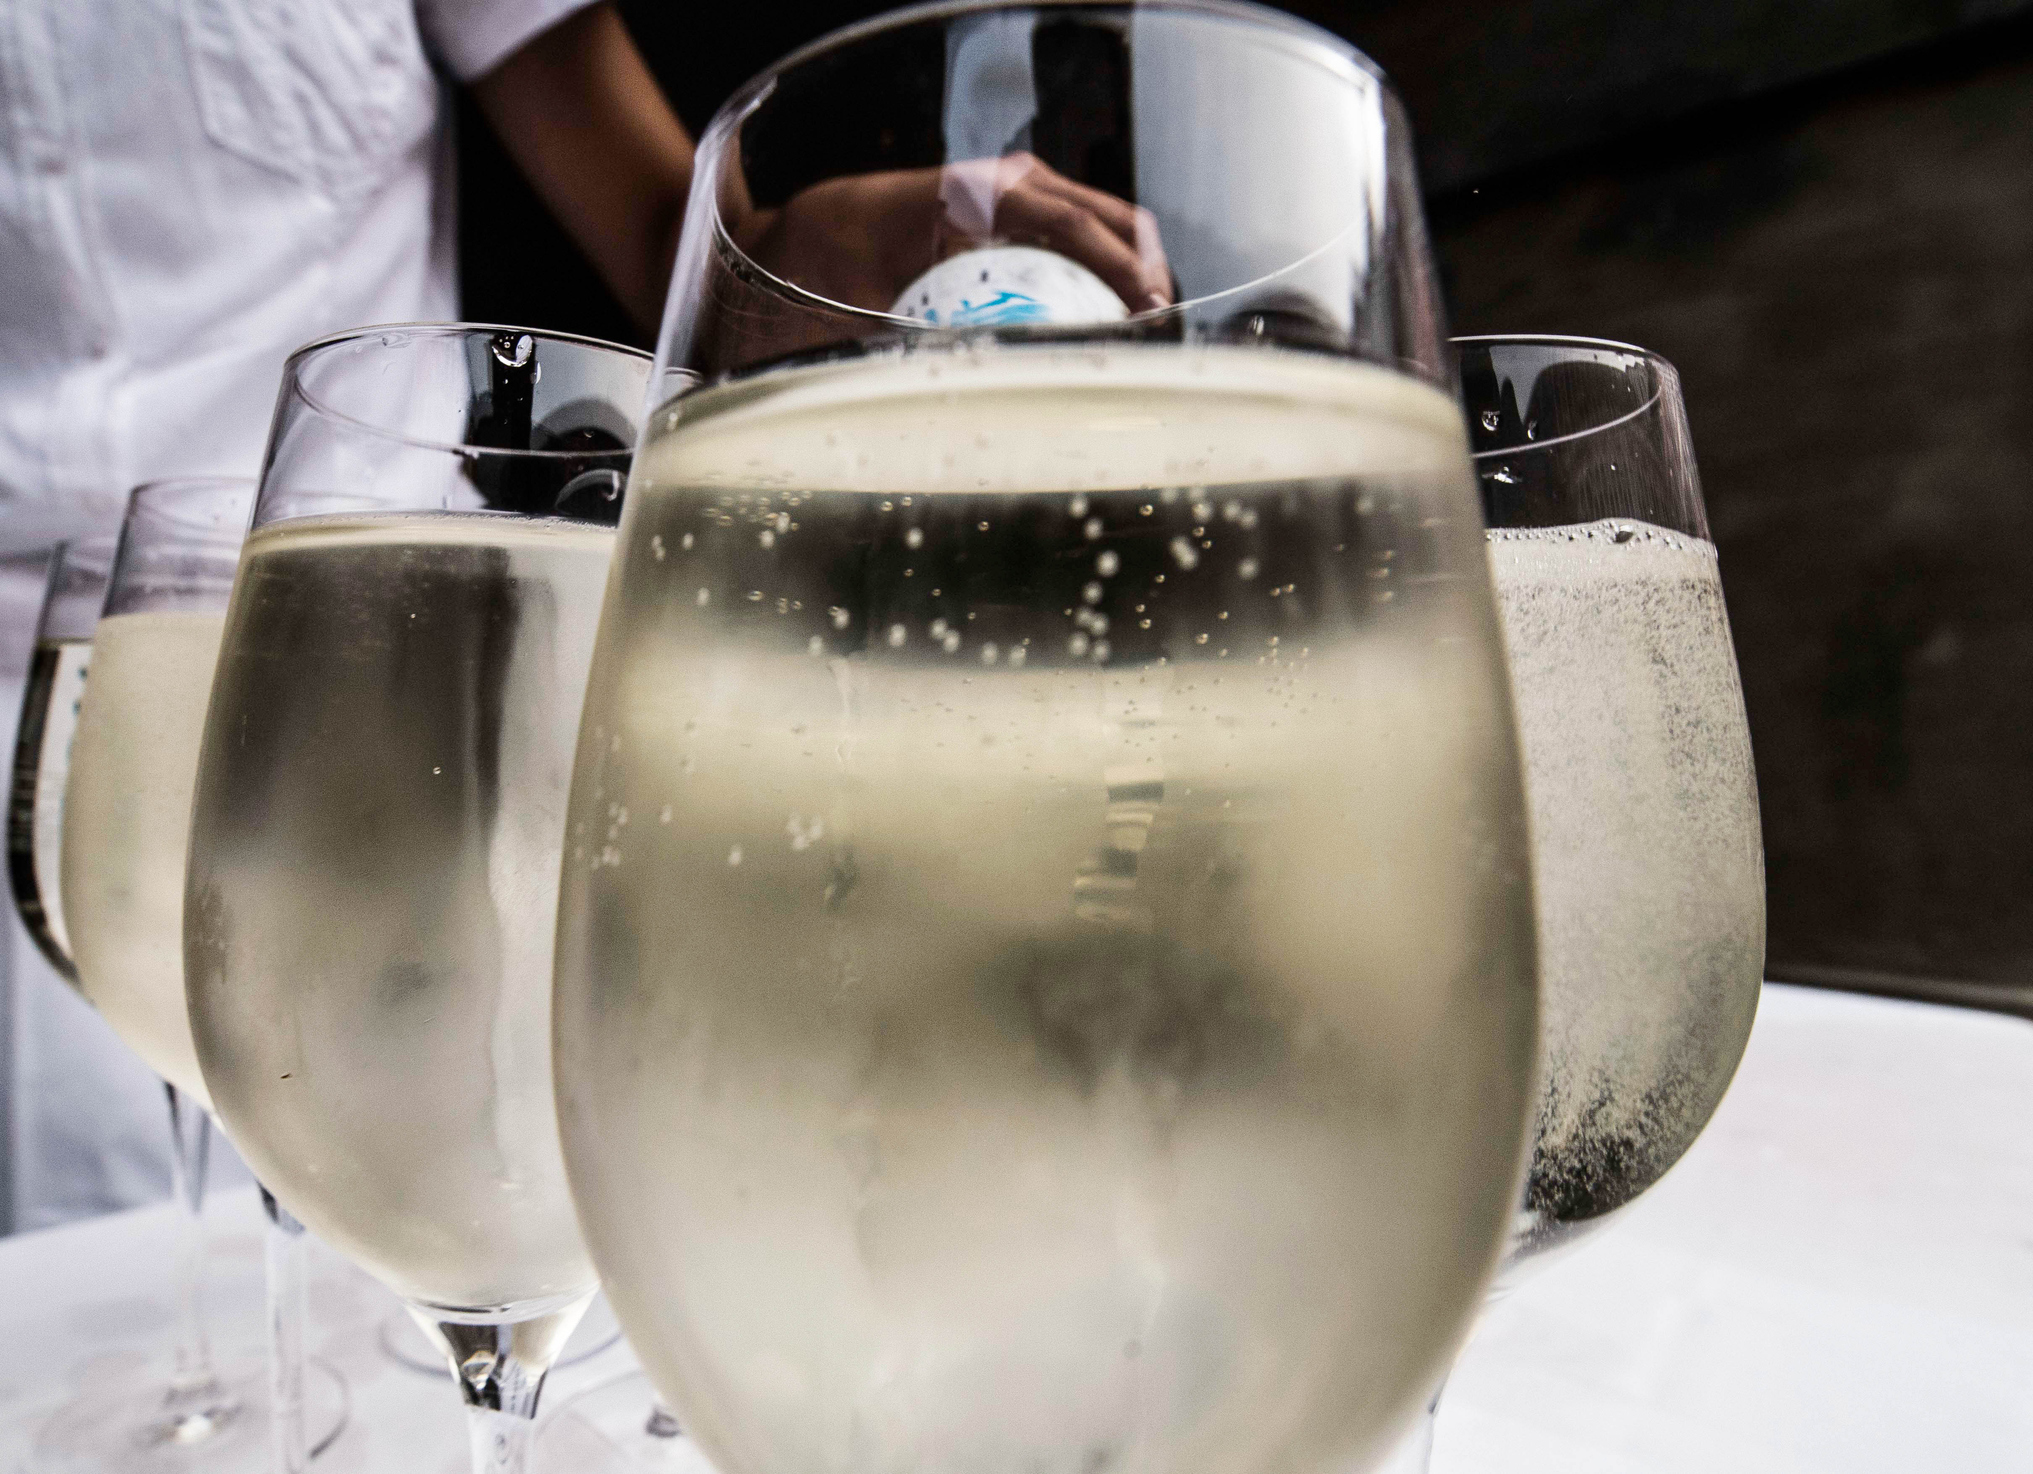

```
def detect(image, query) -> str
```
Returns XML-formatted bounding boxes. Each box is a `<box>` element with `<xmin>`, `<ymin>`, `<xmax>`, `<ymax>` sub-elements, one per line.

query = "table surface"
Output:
<box><xmin>2</xmin><ymin>982</ymin><xmax>2028</xmax><ymax>1474</ymax></box>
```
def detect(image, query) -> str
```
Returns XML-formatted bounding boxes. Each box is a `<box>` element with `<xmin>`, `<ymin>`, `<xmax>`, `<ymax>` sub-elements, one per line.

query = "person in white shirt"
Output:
<box><xmin>0</xmin><ymin>0</ymin><xmax>704</xmax><ymax>1233</ymax></box>
<box><xmin>0</xmin><ymin>0</ymin><xmax>1164</xmax><ymax>1232</ymax></box>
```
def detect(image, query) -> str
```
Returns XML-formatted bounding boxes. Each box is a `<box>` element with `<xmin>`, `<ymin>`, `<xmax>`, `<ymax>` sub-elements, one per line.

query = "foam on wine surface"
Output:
<box><xmin>187</xmin><ymin>512</ymin><xmax>610</xmax><ymax>1313</ymax></box>
<box><xmin>1488</xmin><ymin>518</ymin><xmax>1764</xmax><ymax>1267</ymax></box>
<box><xmin>558</xmin><ymin>345</ymin><xmax>1541</xmax><ymax>1474</ymax></box>
<box><xmin>63</xmin><ymin>612</ymin><xmax>223</xmax><ymax>1105</ymax></box>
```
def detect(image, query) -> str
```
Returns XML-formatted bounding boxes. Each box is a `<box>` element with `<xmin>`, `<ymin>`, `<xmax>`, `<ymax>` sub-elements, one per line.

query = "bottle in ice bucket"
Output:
<box><xmin>890</xmin><ymin>245</ymin><xmax>1129</xmax><ymax>327</ymax></box>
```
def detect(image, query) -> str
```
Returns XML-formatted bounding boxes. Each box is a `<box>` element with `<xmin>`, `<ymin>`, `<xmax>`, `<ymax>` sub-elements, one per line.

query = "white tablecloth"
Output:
<box><xmin>2</xmin><ymin>983</ymin><xmax>2028</xmax><ymax>1472</ymax></box>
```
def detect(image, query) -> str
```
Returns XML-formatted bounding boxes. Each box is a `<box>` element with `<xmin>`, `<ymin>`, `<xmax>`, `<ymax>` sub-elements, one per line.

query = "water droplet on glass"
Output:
<box><xmin>880</xmin><ymin>500</ymin><xmax>894</xmax><ymax>512</ymax></box>
<box><xmin>1082</xmin><ymin>581</ymin><xmax>1104</xmax><ymax>605</ymax></box>
<box><xmin>888</xmin><ymin>623</ymin><xmax>907</xmax><ymax>648</ymax></box>
<box><xmin>1480</xmin><ymin>409</ymin><xmax>1500</xmax><ymax>431</ymax></box>
<box><xmin>696</xmin><ymin>587</ymin><xmax>711</xmax><ymax>607</ymax></box>
<box><xmin>432</xmin><ymin>765</ymin><xmax>442</xmax><ymax>775</ymax></box>
<box><xmin>808</xmin><ymin>635</ymin><xmax>825</xmax><ymax>657</ymax></box>
<box><xmin>727</xmin><ymin>845</ymin><xmax>743</xmax><ymax>866</ymax></box>
<box><xmin>759</xmin><ymin>529</ymin><xmax>775</xmax><ymax>549</ymax></box>
<box><xmin>930</xmin><ymin>618</ymin><xmax>949</xmax><ymax>639</ymax></box>
<box><xmin>1009</xmin><ymin>646</ymin><xmax>1027</xmax><ymax>668</ymax></box>
<box><xmin>981</xmin><ymin>643</ymin><xmax>999</xmax><ymax>665</ymax></box>
<box><xmin>1195</xmin><ymin>632</ymin><xmax>1209</xmax><ymax>645</ymax></box>
<box><xmin>746</xmin><ymin>589</ymin><xmax>764</xmax><ymax>602</ymax></box>
<box><xmin>1084</xmin><ymin>518</ymin><xmax>1103</xmax><ymax>540</ymax></box>
<box><xmin>1069</xmin><ymin>494</ymin><xmax>1089</xmax><ymax>517</ymax></box>
<box><xmin>1068</xmin><ymin>632</ymin><xmax>1091</xmax><ymax>657</ymax></box>
<box><xmin>1238</xmin><ymin>557</ymin><xmax>1259</xmax><ymax>580</ymax></box>
<box><xmin>1490</xmin><ymin>467</ymin><xmax>1518</xmax><ymax>485</ymax></box>
<box><xmin>905</xmin><ymin>527</ymin><xmax>923</xmax><ymax>549</ymax></box>
<box><xmin>651</xmin><ymin>534</ymin><xmax>666</xmax><ymax>561</ymax></box>
<box><xmin>1096</xmin><ymin>551</ymin><xmax>1120</xmax><ymax>577</ymax></box>
<box><xmin>659</xmin><ymin>806</ymin><xmax>672</xmax><ymax>824</ymax></box>
<box><xmin>977</xmin><ymin>520</ymin><xmax>990</xmax><ymax>532</ymax></box>
<box><xmin>1612</xmin><ymin>524</ymin><xmax>1636</xmax><ymax>544</ymax></box>
<box><xmin>1170</xmin><ymin>536</ymin><xmax>1200</xmax><ymax>570</ymax></box>
<box><xmin>941</xmin><ymin>630</ymin><xmax>962</xmax><ymax>654</ymax></box>
<box><xmin>1092</xmin><ymin>639</ymin><xmax>1111</xmax><ymax>661</ymax></box>
<box><xmin>681</xmin><ymin>532</ymin><xmax>694</xmax><ymax>550</ymax></box>
<box><xmin>830</xmin><ymin>606</ymin><xmax>851</xmax><ymax>630</ymax></box>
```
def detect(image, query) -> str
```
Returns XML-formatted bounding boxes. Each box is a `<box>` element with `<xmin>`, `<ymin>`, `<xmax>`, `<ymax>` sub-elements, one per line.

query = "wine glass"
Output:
<box><xmin>553</xmin><ymin>6</ymin><xmax>1539</xmax><ymax>1474</ymax></box>
<box><xmin>46</xmin><ymin>481</ymin><xmax>263</xmax><ymax>1470</ymax></box>
<box><xmin>10</xmin><ymin>536</ymin><xmax>114</xmax><ymax>981</ymax></box>
<box><xmin>1385</xmin><ymin>336</ymin><xmax>1766</xmax><ymax>1470</ymax></box>
<box><xmin>184</xmin><ymin>323</ymin><xmax>650</xmax><ymax>1474</ymax></box>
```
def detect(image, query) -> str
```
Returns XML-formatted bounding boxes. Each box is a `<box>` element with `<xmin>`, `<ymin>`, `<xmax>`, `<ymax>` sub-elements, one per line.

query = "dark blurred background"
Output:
<box><xmin>460</xmin><ymin>0</ymin><xmax>2033</xmax><ymax>1019</ymax></box>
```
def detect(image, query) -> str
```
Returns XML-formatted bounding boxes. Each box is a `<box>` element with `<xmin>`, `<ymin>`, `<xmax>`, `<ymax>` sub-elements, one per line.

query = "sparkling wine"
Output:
<box><xmin>556</xmin><ymin>345</ymin><xmax>1540</xmax><ymax>1474</ymax></box>
<box><xmin>10</xmin><ymin>637</ymin><xmax>91</xmax><ymax>979</ymax></box>
<box><xmin>1488</xmin><ymin>519</ymin><xmax>1764</xmax><ymax>1266</ymax></box>
<box><xmin>186</xmin><ymin>513</ymin><xmax>611</xmax><ymax>1313</ymax></box>
<box><xmin>62</xmin><ymin>611</ymin><xmax>224</xmax><ymax>1105</ymax></box>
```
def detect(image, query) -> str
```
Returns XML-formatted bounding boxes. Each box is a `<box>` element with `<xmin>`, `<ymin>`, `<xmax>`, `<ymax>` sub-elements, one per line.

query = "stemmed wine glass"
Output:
<box><xmin>45</xmin><ymin>480</ymin><xmax>340</xmax><ymax>1473</ymax></box>
<box><xmin>1386</xmin><ymin>336</ymin><xmax>1766</xmax><ymax>1470</ymax></box>
<box><xmin>10</xmin><ymin>536</ymin><xmax>113</xmax><ymax>981</ymax></box>
<box><xmin>184</xmin><ymin>323</ymin><xmax>649</xmax><ymax>1474</ymax></box>
<box><xmin>553</xmin><ymin>6</ymin><xmax>1540</xmax><ymax>1474</ymax></box>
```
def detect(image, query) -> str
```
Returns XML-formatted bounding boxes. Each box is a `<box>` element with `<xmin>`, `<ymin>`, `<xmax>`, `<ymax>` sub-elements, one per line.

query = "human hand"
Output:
<box><xmin>742</xmin><ymin>152</ymin><xmax>1171</xmax><ymax>318</ymax></box>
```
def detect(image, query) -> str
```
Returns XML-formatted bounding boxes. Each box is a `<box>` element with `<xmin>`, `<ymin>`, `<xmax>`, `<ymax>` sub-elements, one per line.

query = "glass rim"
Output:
<box><xmin>694</xmin><ymin>0</ymin><xmax>1389</xmax><ymax>335</ymax></box>
<box><xmin>126</xmin><ymin>475</ymin><xmax>259</xmax><ymax>533</ymax></box>
<box><xmin>280</xmin><ymin>322</ymin><xmax>651</xmax><ymax>462</ymax></box>
<box><xmin>1452</xmin><ymin>334</ymin><xmax>1676</xmax><ymax>461</ymax></box>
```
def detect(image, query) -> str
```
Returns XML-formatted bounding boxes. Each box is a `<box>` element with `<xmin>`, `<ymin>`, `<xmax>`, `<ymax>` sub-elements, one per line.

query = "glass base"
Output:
<box><xmin>535</xmin><ymin>1372</ymin><xmax>708</xmax><ymax>1474</ymax></box>
<box><xmin>33</xmin><ymin>1354</ymin><xmax>348</xmax><ymax>1472</ymax></box>
<box><xmin>378</xmin><ymin>1294</ymin><xmax>622</xmax><ymax>1378</ymax></box>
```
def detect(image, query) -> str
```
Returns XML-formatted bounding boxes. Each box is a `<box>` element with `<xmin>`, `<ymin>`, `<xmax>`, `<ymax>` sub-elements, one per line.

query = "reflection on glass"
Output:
<box><xmin>9</xmin><ymin>537</ymin><xmax>114</xmax><ymax>980</ymax></box>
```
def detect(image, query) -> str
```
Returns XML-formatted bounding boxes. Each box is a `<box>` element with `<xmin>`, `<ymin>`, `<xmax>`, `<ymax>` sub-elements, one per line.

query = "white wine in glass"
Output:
<box><xmin>1490</xmin><ymin>517</ymin><xmax>1763</xmax><ymax>1263</ymax></box>
<box><xmin>65</xmin><ymin>606</ymin><xmax>226</xmax><ymax>1105</ymax></box>
<box><xmin>191</xmin><ymin>512</ymin><xmax>610</xmax><ymax>1310</ymax></box>
<box><xmin>559</xmin><ymin>344</ymin><xmax>1541</xmax><ymax>1474</ymax></box>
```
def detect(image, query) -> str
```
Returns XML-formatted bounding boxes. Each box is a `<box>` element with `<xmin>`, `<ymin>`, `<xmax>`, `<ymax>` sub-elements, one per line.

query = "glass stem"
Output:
<box><xmin>1374</xmin><ymin>1375</ymin><xmax>1445</xmax><ymax>1474</ymax></box>
<box><xmin>263</xmin><ymin>1187</ymin><xmax>309</xmax><ymax>1472</ymax></box>
<box><xmin>164</xmin><ymin>1083</ymin><xmax>218</xmax><ymax>1401</ymax></box>
<box><xmin>419</xmin><ymin>1294</ymin><xmax>593</xmax><ymax>1474</ymax></box>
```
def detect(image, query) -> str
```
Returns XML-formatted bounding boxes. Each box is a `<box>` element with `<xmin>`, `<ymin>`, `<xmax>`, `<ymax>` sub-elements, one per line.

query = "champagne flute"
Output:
<box><xmin>185</xmin><ymin>323</ymin><xmax>649</xmax><ymax>1474</ymax></box>
<box><xmin>553</xmin><ymin>6</ymin><xmax>1540</xmax><ymax>1474</ymax></box>
<box><xmin>10</xmin><ymin>536</ymin><xmax>114</xmax><ymax>981</ymax></box>
<box><xmin>1384</xmin><ymin>336</ymin><xmax>1766</xmax><ymax>1470</ymax></box>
